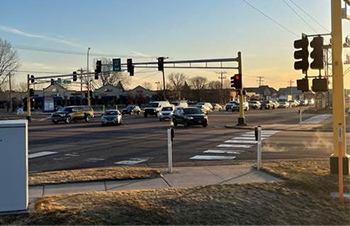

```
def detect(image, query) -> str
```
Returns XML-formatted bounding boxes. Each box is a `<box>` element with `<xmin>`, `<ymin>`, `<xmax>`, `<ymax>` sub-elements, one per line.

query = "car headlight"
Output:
<box><xmin>187</xmin><ymin>116</ymin><xmax>194</xmax><ymax>120</ymax></box>
<box><xmin>59</xmin><ymin>113</ymin><xmax>66</xmax><ymax>117</ymax></box>
<box><xmin>159</xmin><ymin>112</ymin><xmax>163</xmax><ymax>116</ymax></box>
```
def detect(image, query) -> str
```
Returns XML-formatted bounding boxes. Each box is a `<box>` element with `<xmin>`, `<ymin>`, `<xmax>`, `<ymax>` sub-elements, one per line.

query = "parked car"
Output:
<box><xmin>195</xmin><ymin>102</ymin><xmax>212</xmax><ymax>114</ymax></box>
<box><xmin>226</xmin><ymin>101</ymin><xmax>238</xmax><ymax>111</ymax></box>
<box><xmin>232</xmin><ymin>101</ymin><xmax>249</xmax><ymax>111</ymax></box>
<box><xmin>248</xmin><ymin>100</ymin><xmax>261</xmax><ymax>110</ymax></box>
<box><xmin>308</xmin><ymin>99</ymin><xmax>315</xmax><ymax>106</ymax></box>
<box><xmin>300</xmin><ymin>100</ymin><xmax>309</xmax><ymax>106</ymax></box>
<box><xmin>271</xmin><ymin>100</ymin><xmax>280</xmax><ymax>109</ymax></box>
<box><xmin>101</xmin><ymin>110</ymin><xmax>122</xmax><ymax>126</ymax></box>
<box><xmin>288</xmin><ymin>100</ymin><xmax>298</xmax><ymax>107</ymax></box>
<box><xmin>51</xmin><ymin>106</ymin><xmax>94</xmax><ymax>124</ymax></box>
<box><xmin>212</xmin><ymin>103</ymin><xmax>223</xmax><ymax>111</ymax></box>
<box><xmin>261</xmin><ymin>100</ymin><xmax>274</xmax><ymax>110</ymax></box>
<box><xmin>159</xmin><ymin>106</ymin><xmax>175</xmax><ymax>121</ymax></box>
<box><xmin>172</xmin><ymin>100</ymin><xmax>188</xmax><ymax>108</ymax></box>
<box><xmin>122</xmin><ymin>105</ymin><xmax>141</xmax><ymax>115</ymax></box>
<box><xmin>278</xmin><ymin>101</ymin><xmax>290</xmax><ymax>108</ymax></box>
<box><xmin>144</xmin><ymin>101</ymin><xmax>171</xmax><ymax>118</ymax></box>
<box><xmin>172</xmin><ymin>107</ymin><xmax>208</xmax><ymax>127</ymax></box>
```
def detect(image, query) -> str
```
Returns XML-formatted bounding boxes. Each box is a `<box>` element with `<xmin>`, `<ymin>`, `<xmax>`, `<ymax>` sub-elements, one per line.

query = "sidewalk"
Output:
<box><xmin>29</xmin><ymin>164</ymin><xmax>281</xmax><ymax>203</ymax></box>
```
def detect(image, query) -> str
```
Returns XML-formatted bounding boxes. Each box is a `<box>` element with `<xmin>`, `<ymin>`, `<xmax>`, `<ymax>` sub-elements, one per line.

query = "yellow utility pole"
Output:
<box><xmin>87</xmin><ymin>79</ymin><xmax>91</xmax><ymax>107</ymax></box>
<box><xmin>26</xmin><ymin>74</ymin><xmax>31</xmax><ymax>121</ymax></box>
<box><xmin>237</xmin><ymin>52</ymin><xmax>246</xmax><ymax>126</ymax></box>
<box><xmin>330</xmin><ymin>0</ymin><xmax>349</xmax><ymax>174</ymax></box>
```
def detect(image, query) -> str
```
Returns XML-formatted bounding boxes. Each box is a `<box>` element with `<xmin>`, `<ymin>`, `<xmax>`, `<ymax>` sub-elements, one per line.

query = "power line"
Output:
<box><xmin>241</xmin><ymin>0</ymin><xmax>299</xmax><ymax>38</ymax></box>
<box><xmin>289</xmin><ymin>0</ymin><xmax>330</xmax><ymax>32</ymax></box>
<box><xmin>257</xmin><ymin>76</ymin><xmax>264</xmax><ymax>87</ymax></box>
<box><xmin>282</xmin><ymin>0</ymin><xmax>318</xmax><ymax>33</ymax></box>
<box><xmin>13</xmin><ymin>44</ymin><xmax>156</xmax><ymax>59</ymax></box>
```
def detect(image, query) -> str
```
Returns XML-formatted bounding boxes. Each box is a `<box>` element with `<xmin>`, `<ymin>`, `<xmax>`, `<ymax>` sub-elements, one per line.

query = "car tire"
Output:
<box><xmin>119</xmin><ymin>119</ymin><xmax>122</xmax><ymax>125</ymax></box>
<box><xmin>203</xmin><ymin>123</ymin><xmax>208</xmax><ymax>127</ymax></box>
<box><xmin>184</xmin><ymin>122</ymin><xmax>188</xmax><ymax>127</ymax></box>
<box><xmin>85</xmin><ymin>115</ymin><xmax>91</xmax><ymax>122</ymax></box>
<box><xmin>173</xmin><ymin>121</ymin><xmax>177</xmax><ymax>127</ymax></box>
<box><xmin>159</xmin><ymin>118</ymin><xmax>162</xmax><ymax>121</ymax></box>
<box><xmin>65</xmin><ymin>117</ymin><xmax>71</xmax><ymax>124</ymax></box>
<box><xmin>52</xmin><ymin>120</ymin><xmax>58</xmax><ymax>124</ymax></box>
<box><xmin>137</xmin><ymin>112</ymin><xmax>140</xmax><ymax>115</ymax></box>
<box><xmin>144</xmin><ymin>113</ymin><xmax>148</xmax><ymax>118</ymax></box>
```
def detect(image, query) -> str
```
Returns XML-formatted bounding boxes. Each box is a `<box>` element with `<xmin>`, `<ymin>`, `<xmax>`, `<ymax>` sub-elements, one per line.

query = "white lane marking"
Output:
<box><xmin>29</xmin><ymin>151</ymin><xmax>57</xmax><ymax>159</ymax></box>
<box><xmin>190</xmin><ymin>155</ymin><xmax>236</xmax><ymax>160</ymax></box>
<box><xmin>217</xmin><ymin>144</ymin><xmax>252</xmax><ymax>148</ymax></box>
<box><xmin>204</xmin><ymin>150</ymin><xmax>243</xmax><ymax>154</ymax></box>
<box><xmin>302</xmin><ymin>114</ymin><xmax>331</xmax><ymax>124</ymax></box>
<box><xmin>114</xmin><ymin>157</ymin><xmax>149</xmax><ymax>165</ymax></box>
<box><xmin>225</xmin><ymin>140</ymin><xmax>258</xmax><ymax>144</ymax></box>
<box><xmin>64</xmin><ymin>153</ymin><xmax>80</xmax><ymax>157</ymax></box>
<box><xmin>233</xmin><ymin>137</ymin><xmax>265</xmax><ymax>140</ymax></box>
<box><xmin>246</xmin><ymin>130</ymin><xmax>279</xmax><ymax>135</ymax></box>
<box><xmin>84</xmin><ymin>158</ymin><xmax>105</xmax><ymax>163</ymax></box>
<box><xmin>240</xmin><ymin>134</ymin><xmax>270</xmax><ymax>138</ymax></box>
<box><xmin>53</xmin><ymin>157</ymin><xmax>71</xmax><ymax>161</ymax></box>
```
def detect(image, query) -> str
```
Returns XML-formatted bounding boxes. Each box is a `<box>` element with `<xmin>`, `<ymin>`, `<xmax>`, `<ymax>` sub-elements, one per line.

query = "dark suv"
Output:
<box><xmin>51</xmin><ymin>106</ymin><xmax>94</xmax><ymax>124</ymax></box>
<box><xmin>172</xmin><ymin>107</ymin><xmax>208</xmax><ymax>127</ymax></box>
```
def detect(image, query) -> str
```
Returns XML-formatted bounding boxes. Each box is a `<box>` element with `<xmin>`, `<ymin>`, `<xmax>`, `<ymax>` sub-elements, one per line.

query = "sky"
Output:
<box><xmin>0</xmin><ymin>0</ymin><xmax>349</xmax><ymax>90</ymax></box>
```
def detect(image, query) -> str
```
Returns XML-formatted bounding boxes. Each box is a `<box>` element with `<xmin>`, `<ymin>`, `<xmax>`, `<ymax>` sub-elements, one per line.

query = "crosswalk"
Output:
<box><xmin>190</xmin><ymin>130</ymin><xmax>279</xmax><ymax>161</ymax></box>
<box><xmin>302</xmin><ymin>114</ymin><xmax>331</xmax><ymax>124</ymax></box>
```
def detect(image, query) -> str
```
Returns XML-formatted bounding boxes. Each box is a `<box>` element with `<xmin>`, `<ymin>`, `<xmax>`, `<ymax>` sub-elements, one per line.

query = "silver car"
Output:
<box><xmin>101</xmin><ymin>110</ymin><xmax>122</xmax><ymax>126</ymax></box>
<box><xmin>159</xmin><ymin>106</ymin><xmax>175</xmax><ymax>121</ymax></box>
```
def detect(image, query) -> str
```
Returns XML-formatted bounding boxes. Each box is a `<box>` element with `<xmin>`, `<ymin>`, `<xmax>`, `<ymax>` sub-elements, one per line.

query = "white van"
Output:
<box><xmin>172</xmin><ymin>100</ymin><xmax>188</xmax><ymax>108</ymax></box>
<box><xmin>144</xmin><ymin>101</ymin><xmax>171</xmax><ymax>118</ymax></box>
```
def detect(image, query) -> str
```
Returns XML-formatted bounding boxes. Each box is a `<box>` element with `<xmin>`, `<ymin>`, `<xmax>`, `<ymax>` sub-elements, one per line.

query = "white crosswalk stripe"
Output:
<box><xmin>29</xmin><ymin>151</ymin><xmax>57</xmax><ymax>159</ymax></box>
<box><xmin>190</xmin><ymin>130</ymin><xmax>280</xmax><ymax>161</ymax></box>
<box><xmin>302</xmin><ymin>114</ymin><xmax>331</xmax><ymax>124</ymax></box>
<box><xmin>115</xmin><ymin>157</ymin><xmax>150</xmax><ymax>165</ymax></box>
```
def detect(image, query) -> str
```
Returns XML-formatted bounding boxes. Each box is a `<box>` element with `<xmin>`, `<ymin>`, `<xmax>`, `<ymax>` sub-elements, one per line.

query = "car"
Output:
<box><xmin>195</xmin><ymin>102</ymin><xmax>213</xmax><ymax>110</ymax></box>
<box><xmin>300</xmin><ymin>100</ymin><xmax>308</xmax><ymax>106</ymax></box>
<box><xmin>195</xmin><ymin>103</ymin><xmax>211</xmax><ymax>114</ymax></box>
<box><xmin>278</xmin><ymin>101</ymin><xmax>290</xmax><ymax>108</ymax></box>
<box><xmin>101</xmin><ymin>110</ymin><xmax>122</xmax><ymax>126</ymax></box>
<box><xmin>225</xmin><ymin>101</ymin><xmax>239</xmax><ymax>111</ymax></box>
<box><xmin>122</xmin><ymin>105</ymin><xmax>141</xmax><ymax>115</ymax></box>
<box><xmin>232</xmin><ymin>101</ymin><xmax>249</xmax><ymax>111</ymax></box>
<box><xmin>308</xmin><ymin>99</ymin><xmax>315</xmax><ymax>106</ymax></box>
<box><xmin>144</xmin><ymin>101</ymin><xmax>171</xmax><ymax>118</ymax></box>
<box><xmin>248</xmin><ymin>100</ymin><xmax>261</xmax><ymax>110</ymax></box>
<box><xmin>212</xmin><ymin>103</ymin><xmax>223</xmax><ymax>111</ymax></box>
<box><xmin>51</xmin><ymin>106</ymin><xmax>94</xmax><ymax>124</ymax></box>
<box><xmin>172</xmin><ymin>100</ymin><xmax>188</xmax><ymax>108</ymax></box>
<box><xmin>288</xmin><ymin>100</ymin><xmax>298</xmax><ymax>107</ymax></box>
<box><xmin>159</xmin><ymin>106</ymin><xmax>175</xmax><ymax>121</ymax></box>
<box><xmin>261</xmin><ymin>100</ymin><xmax>274</xmax><ymax>110</ymax></box>
<box><xmin>271</xmin><ymin>100</ymin><xmax>279</xmax><ymax>109</ymax></box>
<box><xmin>172</xmin><ymin>107</ymin><xmax>208</xmax><ymax>127</ymax></box>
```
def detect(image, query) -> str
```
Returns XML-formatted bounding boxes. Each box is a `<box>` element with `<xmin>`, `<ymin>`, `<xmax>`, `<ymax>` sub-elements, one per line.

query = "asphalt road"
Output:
<box><xmin>18</xmin><ymin>107</ymin><xmax>348</xmax><ymax>172</ymax></box>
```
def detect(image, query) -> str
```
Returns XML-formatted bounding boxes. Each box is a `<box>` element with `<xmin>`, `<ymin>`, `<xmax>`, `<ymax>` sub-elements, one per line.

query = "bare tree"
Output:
<box><xmin>208</xmin><ymin>81</ymin><xmax>221</xmax><ymax>90</ymax></box>
<box><xmin>142</xmin><ymin>82</ymin><xmax>153</xmax><ymax>90</ymax></box>
<box><xmin>189</xmin><ymin>76</ymin><xmax>208</xmax><ymax>90</ymax></box>
<box><xmin>0</xmin><ymin>39</ymin><xmax>20</xmax><ymax>90</ymax></box>
<box><xmin>14</xmin><ymin>82</ymin><xmax>27</xmax><ymax>92</ymax></box>
<box><xmin>167</xmin><ymin>73</ymin><xmax>187</xmax><ymax>100</ymax></box>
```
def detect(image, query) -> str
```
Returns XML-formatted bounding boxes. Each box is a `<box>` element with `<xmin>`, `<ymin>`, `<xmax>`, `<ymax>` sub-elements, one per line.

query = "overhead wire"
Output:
<box><xmin>282</xmin><ymin>0</ymin><xmax>318</xmax><ymax>33</ymax></box>
<box><xmin>289</xmin><ymin>0</ymin><xmax>330</xmax><ymax>33</ymax></box>
<box><xmin>241</xmin><ymin>0</ymin><xmax>299</xmax><ymax>38</ymax></box>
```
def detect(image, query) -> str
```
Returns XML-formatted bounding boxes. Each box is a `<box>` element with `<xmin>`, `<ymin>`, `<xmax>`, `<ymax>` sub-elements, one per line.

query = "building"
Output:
<box><xmin>94</xmin><ymin>82</ymin><xmax>126</xmax><ymax>106</ymax></box>
<box><xmin>245</xmin><ymin>86</ymin><xmax>278</xmax><ymax>100</ymax></box>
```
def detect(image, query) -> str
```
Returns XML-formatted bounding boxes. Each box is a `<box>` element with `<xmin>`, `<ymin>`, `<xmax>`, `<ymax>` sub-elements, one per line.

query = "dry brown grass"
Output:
<box><xmin>1</xmin><ymin>160</ymin><xmax>349</xmax><ymax>225</ymax></box>
<box><xmin>29</xmin><ymin>166</ymin><xmax>161</xmax><ymax>185</ymax></box>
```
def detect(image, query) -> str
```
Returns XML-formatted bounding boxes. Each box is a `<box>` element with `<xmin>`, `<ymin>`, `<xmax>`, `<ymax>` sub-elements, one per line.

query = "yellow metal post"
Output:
<box><xmin>87</xmin><ymin>79</ymin><xmax>91</xmax><ymax>107</ymax></box>
<box><xmin>26</xmin><ymin>74</ymin><xmax>31</xmax><ymax>121</ymax></box>
<box><xmin>237</xmin><ymin>52</ymin><xmax>246</xmax><ymax>126</ymax></box>
<box><xmin>330</xmin><ymin>0</ymin><xmax>349</xmax><ymax>174</ymax></box>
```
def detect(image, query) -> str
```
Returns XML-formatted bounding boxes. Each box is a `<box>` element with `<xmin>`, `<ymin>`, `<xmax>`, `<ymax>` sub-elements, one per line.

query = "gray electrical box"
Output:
<box><xmin>0</xmin><ymin>120</ymin><xmax>28</xmax><ymax>212</ymax></box>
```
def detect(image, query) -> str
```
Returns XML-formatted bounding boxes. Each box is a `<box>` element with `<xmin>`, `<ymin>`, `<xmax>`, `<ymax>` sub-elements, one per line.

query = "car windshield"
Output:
<box><xmin>105</xmin><ymin>111</ymin><xmax>117</xmax><ymax>115</ymax></box>
<box><xmin>162</xmin><ymin>107</ymin><xmax>173</xmax><ymax>111</ymax></box>
<box><xmin>146</xmin><ymin>103</ymin><xmax>159</xmax><ymax>107</ymax></box>
<box><xmin>183</xmin><ymin>108</ymin><xmax>202</xmax><ymax>114</ymax></box>
<box><xmin>59</xmin><ymin>107</ymin><xmax>72</xmax><ymax>112</ymax></box>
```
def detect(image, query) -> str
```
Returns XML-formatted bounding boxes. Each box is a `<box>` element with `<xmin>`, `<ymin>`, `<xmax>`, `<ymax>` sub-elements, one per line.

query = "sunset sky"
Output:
<box><xmin>0</xmin><ymin>0</ymin><xmax>349</xmax><ymax>90</ymax></box>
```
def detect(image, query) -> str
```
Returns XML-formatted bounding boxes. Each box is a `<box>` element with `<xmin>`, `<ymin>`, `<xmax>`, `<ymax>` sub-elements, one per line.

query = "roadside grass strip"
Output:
<box><xmin>190</xmin><ymin>155</ymin><xmax>236</xmax><ymax>160</ymax></box>
<box><xmin>114</xmin><ymin>157</ymin><xmax>150</xmax><ymax>165</ymax></box>
<box><xmin>29</xmin><ymin>151</ymin><xmax>57</xmax><ymax>159</ymax></box>
<box><xmin>302</xmin><ymin>114</ymin><xmax>331</xmax><ymax>124</ymax></box>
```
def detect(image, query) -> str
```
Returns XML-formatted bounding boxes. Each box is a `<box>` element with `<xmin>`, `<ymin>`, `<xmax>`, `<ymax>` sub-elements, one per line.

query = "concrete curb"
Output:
<box><xmin>225</xmin><ymin>124</ymin><xmax>331</xmax><ymax>132</ymax></box>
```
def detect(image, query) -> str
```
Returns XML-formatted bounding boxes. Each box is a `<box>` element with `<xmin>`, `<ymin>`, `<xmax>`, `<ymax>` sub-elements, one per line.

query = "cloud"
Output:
<box><xmin>131</xmin><ymin>50</ymin><xmax>153</xmax><ymax>58</ymax></box>
<box><xmin>0</xmin><ymin>25</ymin><xmax>82</xmax><ymax>48</ymax></box>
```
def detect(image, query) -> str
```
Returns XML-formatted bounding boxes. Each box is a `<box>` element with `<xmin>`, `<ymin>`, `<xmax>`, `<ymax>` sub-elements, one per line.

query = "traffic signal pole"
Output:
<box><xmin>237</xmin><ymin>52</ymin><xmax>246</xmax><ymax>126</ymax></box>
<box><xmin>26</xmin><ymin>74</ymin><xmax>31</xmax><ymax>121</ymax></box>
<box><xmin>330</xmin><ymin>0</ymin><xmax>349</xmax><ymax>175</ymax></box>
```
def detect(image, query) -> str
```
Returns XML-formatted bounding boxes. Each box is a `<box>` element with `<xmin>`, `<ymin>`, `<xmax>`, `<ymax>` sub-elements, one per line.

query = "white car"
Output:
<box><xmin>101</xmin><ymin>110</ymin><xmax>122</xmax><ymax>126</ymax></box>
<box><xmin>195</xmin><ymin>102</ymin><xmax>213</xmax><ymax>111</ymax></box>
<box><xmin>159</xmin><ymin>106</ymin><xmax>175</xmax><ymax>121</ymax></box>
<box><xmin>232</xmin><ymin>102</ymin><xmax>249</xmax><ymax>111</ymax></box>
<box><xmin>195</xmin><ymin>104</ymin><xmax>211</xmax><ymax>114</ymax></box>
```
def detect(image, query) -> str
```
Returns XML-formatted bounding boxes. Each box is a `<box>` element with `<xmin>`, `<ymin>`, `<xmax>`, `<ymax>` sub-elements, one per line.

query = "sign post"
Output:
<box><xmin>167</xmin><ymin>128</ymin><xmax>174</xmax><ymax>173</ymax></box>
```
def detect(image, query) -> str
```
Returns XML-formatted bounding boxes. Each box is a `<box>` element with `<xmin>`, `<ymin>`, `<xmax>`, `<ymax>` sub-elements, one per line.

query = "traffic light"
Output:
<box><xmin>235</xmin><ymin>90</ymin><xmax>241</xmax><ymax>96</ymax></box>
<box><xmin>73</xmin><ymin>71</ymin><xmax>77</xmax><ymax>82</ymax></box>
<box><xmin>50</xmin><ymin>79</ymin><xmax>54</xmax><ymax>85</ymax></box>
<box><xmin>29</xmin><ymin>88</ymin><xmax>34</xmax><ymax>97</ymax></box>
<box><xmin>127</xmin><ymin>59</ymin><xmax>134</xmax><ymax>76</ymax></box>
<box><xmin>310</xmin><ymin>37</ymin><xmax>324</xmax><ymax>70</ymax></box>
<box><xmin>294</xmin><ymin>36</ymin><xmax>309</xmax><ymax>72</ymax></box>
<box><xmin>312</xmin><ymin>78</ymin><xmax>328</xmax><ymax>92</ymax></box>
<box><xmin>96</xmin><ymin>60</ymin><xmax>102</xmax><ymax>73</ymax></box>
<box><xmin>30</xmin><ymin>75</ymin><xmax>35</xmax><ymax>84</ymax></box>
<box><xmin>230</xmin><ymin>74</ymin><xmax>242</xmax><ymax>89</ymax></box>
<box><xmin>94</xmin><ymin>69</ymin><xmax>99</xmax><ymax>80</ymax></box>
<box><xmin>158</xmin><ymin>57</ymin><xmax>164</xmax><ymax>71</ymax></box>
<box><xmin>297</xmin><ymin>78</ymin><xmax>309</xmax><ymax>92</ymax></box>
<box><xmin>112</xmin><ymin>58</ymin><xmax>121</xmax><ymax>72</ymax></box>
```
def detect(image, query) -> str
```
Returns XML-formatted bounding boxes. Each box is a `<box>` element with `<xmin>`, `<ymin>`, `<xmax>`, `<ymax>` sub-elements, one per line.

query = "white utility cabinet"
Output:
<box><xmin>0</xmin><ymin>120</ymin><xmax>28</xmax><ymax>212</ymax></box>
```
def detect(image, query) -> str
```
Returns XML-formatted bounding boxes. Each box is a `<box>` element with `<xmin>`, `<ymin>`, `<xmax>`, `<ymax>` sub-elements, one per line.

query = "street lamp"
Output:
<box><xmin>87</xmin><ymin>47</ymin><xmax>91</xmax><ymax>106</ymax></box>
